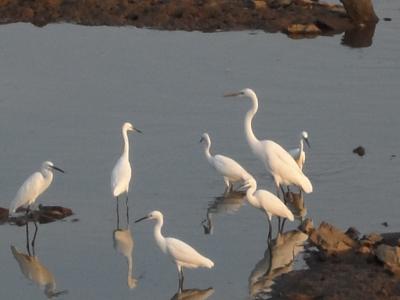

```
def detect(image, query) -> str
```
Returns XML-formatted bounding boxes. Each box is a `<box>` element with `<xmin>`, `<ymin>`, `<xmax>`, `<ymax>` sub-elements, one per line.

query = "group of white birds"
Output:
<box><xmin>7</xmin><ymin>88</ymin><xmax>312</xmax><ymax>291</ymax></box>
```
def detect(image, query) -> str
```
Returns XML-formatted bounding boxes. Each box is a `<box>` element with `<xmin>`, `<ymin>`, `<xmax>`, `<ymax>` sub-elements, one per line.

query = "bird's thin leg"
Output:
<box><xmin>115</xmin><ymin>197</ymin><xmax>120</xmax><ymax>229</ymax></box>
<box><xmin>180</xmin><ymin>268</ymin><xmax>184</xmax><ymax>291</ymax></box>
<box><xmin>280</xmin><ymin>185</ymin><xmax>287</xmax><ymax>204</ymax></box>
<box><xmin>267</xmin><ymin>217</ymin><xmax>272</xmax><ymax>242</ymax></box>
<box><xmin>223</xmin><ymin>178</ymin><xmax>230</xmax><ymax>195</ymax></box>
<box><xmin>177</xmin><ymin>265</ymin><xmax>183</xmax><ymax>293</ymax></box>
<box><xmin>25</xmin><ymin>222</ymin><xmax>31</xmax><ymax>256</ymax></box>
<box><xmin>280</xmin><ymin>218</ymin><xmax>287</xmax><ymax>233</ymax></box>
<box><xmin>32</xmin><ymin>219</ymin><xmax>38</xmax><ymax>252</ymax></box>
<box><xmin>125</xmin><ymin>194</ymin><xmax>129</xmax><ymax>225</ymax></box>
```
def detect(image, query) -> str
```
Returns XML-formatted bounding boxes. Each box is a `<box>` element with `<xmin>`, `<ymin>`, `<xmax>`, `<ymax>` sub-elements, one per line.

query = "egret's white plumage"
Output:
<box><xmin>113</xmin><ymin>228</ymin><xmax>137</xmax><ymax>289</ymax></box>
<box><xmin>243</xmin><ymin>176</ymin><xmax>294</xmax><ymax>239</ymax></box>
<box><xmin>111</xmin><ymin>122</ymin><xmax>141</xmax><ymax>199</ymax></box>
<box><xmin>200</xmin><ymin>133</ymin><xmax>250</xmax><ymax>191</ymax></box>
<box><xmin>135</xmin><ymin>210</ymin><xmax>214</xmax><ymax>289</ymax></box>
<box><xmin>288</xmin><ymin>131</ymin><xmax>310</xmax><ymax>170</ymax></box>
<box><xmin>9</xmin><ymin>161</ymin><xmax>64</xmax><ymax>214</ymax></box>
<box><xmin>224</xmin><ymin>89</ymin><xmax>312</xmax><ymax>195</ymax></box>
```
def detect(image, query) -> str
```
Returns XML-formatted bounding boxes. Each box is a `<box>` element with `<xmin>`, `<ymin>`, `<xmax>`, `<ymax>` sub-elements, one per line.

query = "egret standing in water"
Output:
<box><xmin>224</xmin><ymin>89</ymin><xmax>312</xmax><ymax>199</ymax></box>
<box><xmin>243</xmin><ymin>176</ymin><xmax>294</xmax><ymax>241</ymax></box>
<box><xmin>135</xmin><ymin>210</ymin><xmax>214</xmax><ymax>291</ymax></box>
<box><xmin>288</xmin><ymin>131</ymin><xmax>310</xmax><ymax>170</ymax></box>
<box><xmin>200</xmin><ymin>132</ymin><xmax>251</xmax><ymax>193</ymax></box>
<box><xmin>111</xmin><ymin>122</ymin><xmax>142</xmax><ymax>218</ymax></box>
<box><xmin>9</xmin><ymin>161</ymin><xmax>65</xmax><ymax>215</ymax></box>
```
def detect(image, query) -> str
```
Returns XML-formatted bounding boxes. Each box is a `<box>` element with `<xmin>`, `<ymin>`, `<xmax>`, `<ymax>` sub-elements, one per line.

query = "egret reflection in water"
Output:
<box><xmin>11</xmin><ymin>245</ymin><xmax>67</xmax><ymax>298</ymax></box>
<box><xmin>249</xmin><ymin>229</ymin><xmax>308</xmax><ymax>298</ymax></box>
<box><xmin>113</xmin><ymin>199</ymin><xmax>137</xmax><ymax>289</ymax></box>
<box><xmin>201</xmin><ymin>191</ymin><xmax>246</xmax><ymax>235</ymax></box>
<box><xmin>170</xmin><ymin>287</ymin><xmax>214</xmax><ymax>300</ymax></box>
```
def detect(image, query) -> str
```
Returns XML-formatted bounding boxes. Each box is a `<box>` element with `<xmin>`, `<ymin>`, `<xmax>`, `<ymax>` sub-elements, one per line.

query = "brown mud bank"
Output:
<box><xmin>268</xmin><ymin>221</ymin><xmax>400</xmax><ymax>300</ymax></box>
<box><xmin>0</xmin><ymin>205</ymin><xmax>73</xmax><ymax>225</ymax></box>
<box><xmin>0</xmin><ymin>0</ymin><xmax>378</xmax><ymax>37</ymax></box>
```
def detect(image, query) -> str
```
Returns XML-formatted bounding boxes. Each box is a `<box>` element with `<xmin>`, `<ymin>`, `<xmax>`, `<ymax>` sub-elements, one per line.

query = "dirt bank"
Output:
<box><xmin>0</xmin><ymin>0</ymin><xmax>372</xmax><ymax>37</ymax></box>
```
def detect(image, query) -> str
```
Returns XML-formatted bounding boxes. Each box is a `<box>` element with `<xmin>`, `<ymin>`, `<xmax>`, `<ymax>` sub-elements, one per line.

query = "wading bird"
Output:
<box><xmin>200</xmin><ymin>133</ymin><xmax>251</xmax><ymax>193</ymax></box>
<box><xmin>9</xmin><ymin>161</ymin><xmax>64</xmax><ymax>215</ymax></box>
<box><xmin>243</xmin><ymin>176</ymin><xmax>294</xmax><ymax>241</ymax></box>
<box><xmin>111</xmin><ymin>122</ymin><xmax>142</xmax><ymax>212</ymax></box>
<box><xmin>288</xmin><ymin>131</ymin><xmax>310</xmax><ymax>170</ymax></box>
<box><xmin>224</xmin><ymin>89</ymin><xmax>312</xmax><ymax>199</ymax></box>
<box><xmin>135</xmin><ymin>210</ymin><xmax>214</xmax><ymax>291</ymax></box>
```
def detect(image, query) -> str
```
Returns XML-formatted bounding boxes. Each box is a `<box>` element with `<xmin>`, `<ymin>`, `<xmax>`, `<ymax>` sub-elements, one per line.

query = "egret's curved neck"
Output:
<box><xmin>245</xmin><ymin>184</ymin><xmax>258</xmax><ymax>207</ymax></box>
<box><xmin>203</xmin><ymin>138</ymin><xmax>213</xmax><ymax>162</ymax></box>
<box><xmin>41</xmin><ymin>169</ymin><xmax>53</xmax><ymax>181</ymax></box>
<box><xmin>154</xmin><ymin>217</ymin><xmax>167</xmax><ymax>253</ymax></box>
<box><xmin>122</xmin><ymin>128</ymin><xmax>130</xmax><ymax>159</ymax></box>
<box><xmin>245</xmin><ymin>94</ymin><xmax>260</xmax><ymax>148</ymax></box>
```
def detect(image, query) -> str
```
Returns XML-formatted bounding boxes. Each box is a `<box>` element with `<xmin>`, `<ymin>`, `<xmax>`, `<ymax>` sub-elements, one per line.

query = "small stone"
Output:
<box><xmin>381</xmin><ymin>222</ymin><xmax>389</xmax><ymax>227</ymax></box>
<box><xmin>383</xmin><ymin>17</ymin><xmax>392</xmax><ymax>21</ymax></box>
<box><xmin>353</xmin><ymin>146</ymin><xmax>365</xmax><ymax>156</ymax></box>
<box><xmin>345</xmin><ymin>227</ymin><xmax>361</xmax><ymax>240</ymax></box>
<box><xmin>364</xmin><ymin>232</ymin><xmax>383</xmax><ymax>244</ymax></box>
<box><xmin>298</xmin><ymin>218</ymin><xmax>314</xmax><ymax>235</ymax></box>
<box><xmin>287</xmin><ymin>23</ymin><xmax>321</xmax><ymax>34</ymax></box>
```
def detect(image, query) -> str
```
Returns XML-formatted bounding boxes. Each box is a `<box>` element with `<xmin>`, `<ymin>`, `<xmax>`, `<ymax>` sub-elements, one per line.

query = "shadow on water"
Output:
<box><xmin>248</xmin><ymin>230</ymin><xmax>308</xmax><ymax>299</ymax></box>
<box><xmin>341</xmin><ymin>23</ymin><xmax>377</xmax><ymax>48</ymax></box>
<box><xmin>113</xmin><ymin>200</ymin><xmax>137</xmax><ymax>289</ymax></box>
<box><xmin>201</xmin><ymin>191</ymin><xmax>246</xmax><ymax>235</ymax></box>
<box><xmin>170</xmin><ymin>287</ymin><xmax>214</xmax><ymax>300</ymax></box>
<box><xmin>10</xmin><ymin>224</ymin><xmax>68</xmax><ymax>298</ymax></box>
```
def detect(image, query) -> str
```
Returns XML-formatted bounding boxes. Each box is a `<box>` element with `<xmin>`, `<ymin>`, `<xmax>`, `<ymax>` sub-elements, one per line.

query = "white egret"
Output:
<box><xmin>288</xmin><ymin>131</ymin><xmax>310</xmax><ymax>170</ymax></box>
<box><xmin>200</xmin><ymin>133</ymin><xmax>251</xmax><ymax>192</ymax></box>
<box><xmin>243</xmin><ymin>176</ymin><xmax>294</xmax><ymax>240</ymax></box>
<box><xmin>113</xmin><ymin>228</ymin><xmax>137</xmax><ymax>289</ymax></box>
<box><xmin>11</xmin><ymin>246</ymin><xmax>67</xmax><ymax>298</ymax></box>
<box><xmin>224</xmin><ymin>89</ymin><xmax>312</xmax><ymax>199</ymax></box>
<box><xmin>111</xmin><ymin>122</ymin><xmax>142</xmax><ymax>209</ymax></box>
<box><xmin>9</xmin><ymin>161</ymin><xmax>65</xmax><ymax>215</ymax></box>
<box><xmin>135</xmin><ymin>210</ymin><xmax>214</xmax><ymax>291</ymax></box>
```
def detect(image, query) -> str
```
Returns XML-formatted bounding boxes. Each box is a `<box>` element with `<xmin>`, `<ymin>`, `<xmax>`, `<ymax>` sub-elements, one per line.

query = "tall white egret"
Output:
<box><xmin>243</xmin><ymin>177</ymin><xmax>294</xmax><ymax>240</ymax></box>
<box><xmin>111</xmin><ymin>122</ymin><xmax>142</xmax><ymax>210</ymax></box>
<box><xmin>288</xmin><ymin>131</ymin><xmax>310</xmax><ymax>170</ymax></box>
<box><xmin>9</xmin><ymin>161</ymin><xmax>65</xmax><ymax>215</ymax></box>
<box><xmin>135</xmin><ymin>210</ymin><xmax>214</xmax><ymax>291</ymax></box>
<box><xmin>200</xmin><ymin>133</ymin><xmax>251</xmax><ymax>193</ymax></box>
<box><xmin>11</xmin><ymin>246</ymin><xmax>67</xmax><ymax>298</ymax></box>
<box><xmin>224</xmin><ymin>89</ymin><xmax>312</xmax><ymax>199</ymax></box>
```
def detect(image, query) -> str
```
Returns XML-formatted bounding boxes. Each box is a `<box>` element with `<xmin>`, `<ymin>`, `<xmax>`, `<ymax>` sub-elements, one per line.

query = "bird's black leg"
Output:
<box><xmin>267</xmin><ymin>218</ymin><xmax>272</xmax><ymax>242</ymax></box>
<box><xmin>32</xmin><ymin>219</ymin><xmax>38</xmax><ymax>253</ymax></box>
<box><xmin>25</xmin><ymin>222</ymin><xmax>31</xmax><ymax>256</ymax></box>
<box><xmin>280</xmin><ymin>218</ymin><xmax>287</xmax><ymax>233</ymax></box>
<box><xmin>125</xmin><ymin>195</ymin><xmax>129</xmax><ymax>225</ymax></box>
<box><xmin>280</xmin><ymin>185</ymin><xmax>287</xmax><ymax>204</ymax></box>
<box><xmin>177</xmin><ymin>266</ymin><xmax>183</xmax><ymax>293</ymax></box>
<box><xmin>180</xmin><ymin>268</ymin><xmax>184</xmax><ymax>291</ymax></box>
<box><xmin>116</xmin><ymin>197</ymin><xmax>120</xmax><ymax>230</ymax></box>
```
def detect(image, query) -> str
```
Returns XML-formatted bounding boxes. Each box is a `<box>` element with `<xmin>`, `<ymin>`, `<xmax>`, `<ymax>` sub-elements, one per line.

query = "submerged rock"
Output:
<box><xmin>353</xmin><ymin>145</ymin><xmax>366</xmax><ymax>156</ymax></box>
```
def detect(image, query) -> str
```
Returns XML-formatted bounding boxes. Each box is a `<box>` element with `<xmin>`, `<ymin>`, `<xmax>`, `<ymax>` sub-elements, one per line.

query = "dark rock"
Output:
<box><xmin>364</xmin><ymin>232</ymin><xmax>383</xmax><ymax>244</ymax></box>
<box><xmin>298</xmin><ymin>218</ymin><xmax>314</xmax><ymax>235</ymax></box>
<box><xmin>0</xmin><ymin>207</ymin><xmax>9</xmax><ymax>224</ymax></box>
<box><xmin>345</xmin><ymin>226</ymin><xmax>361</xmax><ymax>240</ymax></box>
<box><xmin>4</xmin><ymin>205</ymin><xmax>73</xmax><ymax>226</ymax></box>
<box><xmin>342</xmin><ymin>23</ymin><xmax>376</xmax><ymax>48</ymax></box>
<box><xmin>384</xmin><ymin>17</ymin><xmax>392</xmax><ymax>21</ymax></box>
<box><xmin>340</xmin><ymin>0</ymin><xmax>379</xmax><ymax>25</ymax></box>
<box><xmin>382</xmin><ymin>222</ymin><xmax>389</xmax><ymax>227</ymax></box>
<box><xmin>353</xmin><ymin>145</ymin><xmax>365</xmax><ymax>156</ymax></box>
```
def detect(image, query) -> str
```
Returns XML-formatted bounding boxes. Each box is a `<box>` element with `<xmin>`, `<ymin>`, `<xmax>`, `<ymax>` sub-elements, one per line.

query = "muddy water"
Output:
<box><xmin>0</xmin><ymin>1</ymin><xmax>399</xmax><ymax>299</ymax></box>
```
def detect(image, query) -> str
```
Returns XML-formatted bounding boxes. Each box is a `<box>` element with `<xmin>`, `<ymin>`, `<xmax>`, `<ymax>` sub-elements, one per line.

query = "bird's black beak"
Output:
<box><xmin>135</xmin><ymin>216</ymin><xmax>148</xmax><ymax>223</ymax></box>
<box><xmin>223</xmin><ymin>92</ymin><xmax>242</xmax><ymax>98</ymax></box>
<box><xmin>51</xmin><ymin>166</ymin><xmax>65</xmax><ymax>173</ymax></box>
<box><xmin>304</xmin><ymin>138</ymin><xmax>311</xmax><ymax>149</ymax></box>
<box><xmin>134</xmin><ymin>128</ymin><xmax>143</xmax><ymax>134</ymax></box>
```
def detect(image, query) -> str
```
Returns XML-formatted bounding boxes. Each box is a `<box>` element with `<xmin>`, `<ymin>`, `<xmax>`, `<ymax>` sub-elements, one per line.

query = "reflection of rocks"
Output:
<box><xmin>3</xmin><ymin>205</ymin><xmax>73</xmax><ymax>226</ymax></box>
<box><xmin>342</xmin><ymin>23</ymin><xmax>376</xmax><ymax>48</ymax></box>
<box><xmin>0</xmin><ymin>0</ymin><xmax>376</xmax><ymax>38</ymax></box>
<box><xmin>340</xmin><ymin>0</ymin><xmax>378</xmax><ymax>25</ymax></box>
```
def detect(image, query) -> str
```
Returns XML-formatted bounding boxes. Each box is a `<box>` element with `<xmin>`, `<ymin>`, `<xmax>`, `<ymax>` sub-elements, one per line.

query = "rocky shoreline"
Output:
<box><xmin>0</xmin><ymin>0</ymin><xmax>378</xmax><ymax>38</ymax></box>
<box><xmin>268</xmin><ymin>221</ymin><xmax>400</xmax><ymax>300</ymax></box>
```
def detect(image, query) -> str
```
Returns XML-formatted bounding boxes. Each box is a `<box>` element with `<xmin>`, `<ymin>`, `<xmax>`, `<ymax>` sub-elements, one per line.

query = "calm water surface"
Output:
<box><xmin>0</xmin><ymin>1</ymin><xmax>399</xmax><ymax>299</ymax></box>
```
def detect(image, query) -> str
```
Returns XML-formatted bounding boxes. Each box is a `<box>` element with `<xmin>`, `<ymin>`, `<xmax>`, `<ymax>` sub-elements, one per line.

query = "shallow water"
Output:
<box><xmin>0</xmin><ymin>1</ymin><xmax>399</xmax><ymax>299</ymax></box>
